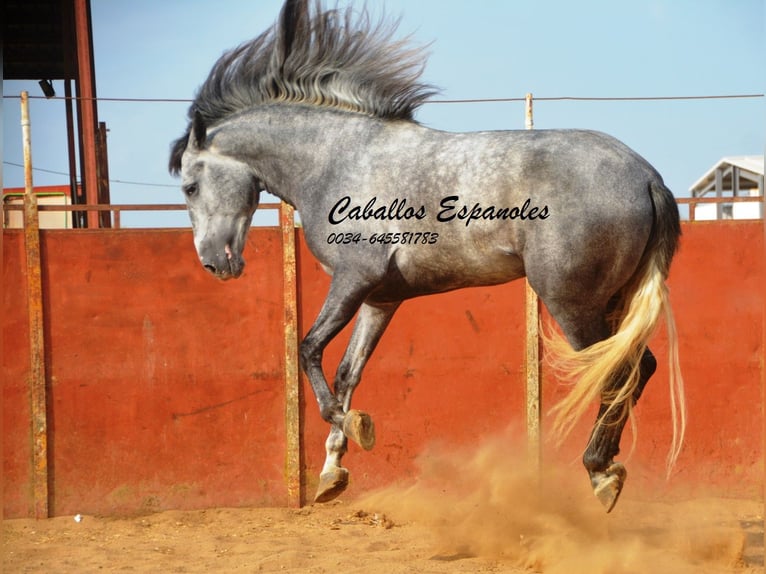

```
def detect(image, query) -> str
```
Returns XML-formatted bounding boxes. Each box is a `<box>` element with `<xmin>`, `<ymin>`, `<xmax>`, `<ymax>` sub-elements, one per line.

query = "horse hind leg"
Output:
<box><xmin>585</xmin><ymin>348</ymin><xmax>657</xmax><ymax>512</ymax></box>
<box><xmin>315</xmin><ymin>301</ymin><xmax>399</xmax><ymax>503</ymax></box>
<box><xmin>544</xmin><ymin>301</ymin><xmax>645</xmax><ymax>512</ymax></box>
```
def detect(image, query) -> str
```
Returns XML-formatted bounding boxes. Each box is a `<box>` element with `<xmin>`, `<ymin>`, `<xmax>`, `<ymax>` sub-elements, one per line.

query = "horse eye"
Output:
<box><xmin>183</xmin><ymin>183</ymin><xmax>198</xmax><ymax>197</ymax></box>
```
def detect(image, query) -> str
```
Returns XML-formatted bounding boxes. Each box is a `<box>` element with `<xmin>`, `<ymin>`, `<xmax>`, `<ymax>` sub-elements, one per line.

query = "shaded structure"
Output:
<box><xmin>3</xmin><ymin>0</ymin><xmax>110</xmax><ymax>227</ymax></box>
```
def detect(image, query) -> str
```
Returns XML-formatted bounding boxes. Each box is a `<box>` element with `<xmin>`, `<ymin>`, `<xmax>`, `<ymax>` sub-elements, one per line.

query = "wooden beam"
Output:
<box><xmin>280</xmin><ymin>203</ymin><xmax>302</xmax><ymax>507</ymax></box>
<box><xmin>21</xmin><ymin>92</ymin><xmax>50</xmax><ymax>519</ymax></box>
<box><xmin>524</xmin><ymin>93</ymin><xmax>542</xmax><ymax>471</ymax></box>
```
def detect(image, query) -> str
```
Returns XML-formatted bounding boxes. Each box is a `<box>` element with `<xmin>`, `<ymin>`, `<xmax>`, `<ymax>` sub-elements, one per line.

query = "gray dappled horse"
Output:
<box><xmin>170</xmin><ymin>0</ymin><xmax>685</xmax><ymax>512</ymax></box>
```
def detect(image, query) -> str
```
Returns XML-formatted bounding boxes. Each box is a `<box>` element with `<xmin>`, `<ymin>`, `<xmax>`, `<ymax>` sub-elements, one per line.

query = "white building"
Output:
<box><xmin>688</xmin><ymin>156</ymin><xmax>764</xmax><ymax>220</ymax></box>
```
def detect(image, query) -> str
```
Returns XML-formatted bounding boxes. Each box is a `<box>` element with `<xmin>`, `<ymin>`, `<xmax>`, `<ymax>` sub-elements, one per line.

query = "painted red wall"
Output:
<box><xmin>4</xmin><ymin>229</ymin><xmax>287</xmax><ymax>517</ymax></box>
<box><xmin>2</xmin><ymin>221</ymin><xmax>763</xmax><ymax>517</ymax></box>
<box><xmin>644</xmin><ymin>222</ymin><xmax>763</xmax><ymax>494</ymax></box>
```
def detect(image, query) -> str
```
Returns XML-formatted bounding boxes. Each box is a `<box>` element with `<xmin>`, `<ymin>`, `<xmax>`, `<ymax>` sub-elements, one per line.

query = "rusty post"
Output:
<box><xmin>21</xmin><ymin>91</ymin><xmax>50</xmax><ymax>519</ymax></box>
<box><xmin>64</xmin><ymin>80</ymin><xmax>84</xmax><ymax>227</ymax></box>
<box><xmin>280</xmin><ymin>202</ymin><xmax>302</xmax><ymax>507</ymax></box>
<box><xmin>525</xmin><ymin>92</ymin><xmax>534</xmax><ymax>130</ymax></box>
<box><xmin>524</xmin><ymin>93</ymin><xmax>542</xmax><ymax>472</ymax></box>
<box><xmin>74</xmin><ymin>0</ymin><xmax>100</xmax><ymax>228</ymax></box>
<box><xmin>96</xmin><ymin>122</ymin><xmax>112</xmax><ymax>228</ymax></box>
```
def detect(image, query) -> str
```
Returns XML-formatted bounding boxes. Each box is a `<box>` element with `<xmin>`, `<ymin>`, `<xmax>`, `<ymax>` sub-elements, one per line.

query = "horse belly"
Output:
<box><xmin>388</xmin><ymin>246</ymin><xmax>524</xmax><ymax>299</ymax></box>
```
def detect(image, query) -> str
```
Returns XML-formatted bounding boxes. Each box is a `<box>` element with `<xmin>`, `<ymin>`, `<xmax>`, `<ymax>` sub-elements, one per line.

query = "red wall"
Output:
<box><xmin>3</xmin><ymin>221</ymin><xmax>763</xmax><ymax>517</ymax></box>
<box><xmin>652</xmin><ymin>222</ymin><xmax>763</xmax><ymax>493</ymax></box>
<box><xmin>4</xmin><ymin>230</ymin><xmax>287</xmax><ymax>517</ymax></box>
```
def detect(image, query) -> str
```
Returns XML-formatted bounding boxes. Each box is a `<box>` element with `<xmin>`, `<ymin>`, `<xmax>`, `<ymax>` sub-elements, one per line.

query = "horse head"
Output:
<box><xmin>179</xmin><ymin>112</ymin><xmax>264</xmax><ymax>280</ymax></box>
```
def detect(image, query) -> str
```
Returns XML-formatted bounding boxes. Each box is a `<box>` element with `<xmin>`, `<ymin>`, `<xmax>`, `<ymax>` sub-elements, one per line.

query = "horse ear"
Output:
<box><xmin>277</xmin><ymin>0</ymin><xmax>308</xmax><ymax>64</ymax></box>
<box><xmin>190</xmin><ymin>111</ymin><xmax>207</xmax><ymax>150</ymax></box>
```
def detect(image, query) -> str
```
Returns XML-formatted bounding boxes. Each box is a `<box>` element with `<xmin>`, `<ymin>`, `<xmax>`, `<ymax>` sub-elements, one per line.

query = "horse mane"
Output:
<box><xmin>169</xmin><ymin>0</ymin><xmax>437</xmax><ymax>174</ymax></box>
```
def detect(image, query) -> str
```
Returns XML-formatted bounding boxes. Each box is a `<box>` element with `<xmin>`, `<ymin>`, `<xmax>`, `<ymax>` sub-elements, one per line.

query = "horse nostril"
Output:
<box><xmin>203</xmin><ymin>264</ymin><xmax>217</xmax><ymax>274</ymax></box>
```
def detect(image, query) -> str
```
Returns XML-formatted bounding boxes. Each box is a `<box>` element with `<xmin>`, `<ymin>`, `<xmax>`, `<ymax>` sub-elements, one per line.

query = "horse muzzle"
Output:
<box><xmin>199</xmin><ymin>243</ymin><xmax>245</xmax><ymax>280</ymax></box>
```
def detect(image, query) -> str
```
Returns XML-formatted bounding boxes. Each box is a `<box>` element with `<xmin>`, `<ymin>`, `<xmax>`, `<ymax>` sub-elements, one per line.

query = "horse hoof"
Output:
<box><xmin>591</xmin><ymin>462</ymin><xmax>627</xmax><ymax>513</ymax></box>
<box><xmin>343</xmin><ymin>409</ymin><xmax>376</xmax><ymax>451</ymax></box>
<box><xmin>314</xmin><ymin>467</ymin><xmax>349</xmax><ymax>503</ymax></box>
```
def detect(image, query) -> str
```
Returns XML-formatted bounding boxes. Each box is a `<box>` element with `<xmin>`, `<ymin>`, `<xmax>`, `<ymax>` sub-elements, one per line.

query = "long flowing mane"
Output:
<box><xmin>169</xmin><ymin>0</ymin><xmax>437</xmax><ymax>174</ymax></box>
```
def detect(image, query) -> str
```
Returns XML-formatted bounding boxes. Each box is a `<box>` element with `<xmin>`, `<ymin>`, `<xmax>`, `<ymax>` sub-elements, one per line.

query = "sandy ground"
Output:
<box><xmin>4</xmin><ymin>440</ymin><xmax>763</xmax><ymax>573</ymax></box>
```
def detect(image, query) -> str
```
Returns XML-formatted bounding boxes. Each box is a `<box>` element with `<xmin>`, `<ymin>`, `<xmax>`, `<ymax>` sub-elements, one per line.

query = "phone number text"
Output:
<box><xmin>326</xmin><ymin>231</ymin><xmax>440</xmax><ymax>246</ymax></box>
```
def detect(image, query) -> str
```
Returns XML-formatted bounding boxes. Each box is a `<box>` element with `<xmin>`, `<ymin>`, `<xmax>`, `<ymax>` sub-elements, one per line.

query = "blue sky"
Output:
<box><xmin>3</xmin><ymin>0</ymin><xmax>764</xmax><ymax>226</ymax></box>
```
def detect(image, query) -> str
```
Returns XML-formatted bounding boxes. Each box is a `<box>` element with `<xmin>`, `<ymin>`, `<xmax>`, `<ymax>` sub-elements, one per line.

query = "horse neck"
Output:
<box><xmin>216</xmin><ymin>105</ymin><xmax>390</xmax><ymax>209</ymax></box>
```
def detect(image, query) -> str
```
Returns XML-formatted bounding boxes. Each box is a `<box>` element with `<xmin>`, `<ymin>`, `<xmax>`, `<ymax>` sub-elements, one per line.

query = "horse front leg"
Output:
<box><xmin>584</xmin><ymin>348</ymin><xmax>657</xmax><ymax>512</ymax></box>
<box><xmin>315</xmin><ymin>300</ymin><xmax>400</xmax><ymax>503</ymax></box>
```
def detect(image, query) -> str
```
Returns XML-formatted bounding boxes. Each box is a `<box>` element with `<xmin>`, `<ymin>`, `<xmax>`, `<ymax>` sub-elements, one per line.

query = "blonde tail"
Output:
<box><xmin>547</xmin><ymin>257</ymin><xmax>686</xmax><ymax>475</ymax></box>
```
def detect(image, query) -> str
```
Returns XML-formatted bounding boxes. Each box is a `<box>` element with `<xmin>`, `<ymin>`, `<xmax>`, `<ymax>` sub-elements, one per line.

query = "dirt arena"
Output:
<box><xmin>4</xmin><ymin>439</ymin><xmax>762</xmax><ymax>573</ymax></box>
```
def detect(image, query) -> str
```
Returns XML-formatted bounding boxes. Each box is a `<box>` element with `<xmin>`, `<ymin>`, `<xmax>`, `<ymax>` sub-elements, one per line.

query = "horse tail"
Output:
<box><xmin>548</xmin><ymin>179</ymin><xmax>686</xmax><ymax>474</ymax></box>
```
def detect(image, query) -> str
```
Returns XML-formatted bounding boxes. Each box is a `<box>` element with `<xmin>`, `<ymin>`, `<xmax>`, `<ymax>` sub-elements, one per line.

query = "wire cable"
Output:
<box><xmin>2</xmin><ymin>161</ymin><xmax>177</xmax><ymax>188</ymax></box>
<box><xmin>3</xmin><ymin>92</ymin><xmax>763</xmax><ymax>189</ymax></box>
<box><xmin>2</xmin><ymin>93</ymin><xmax>764</xmax><ymax>103</ymax></box>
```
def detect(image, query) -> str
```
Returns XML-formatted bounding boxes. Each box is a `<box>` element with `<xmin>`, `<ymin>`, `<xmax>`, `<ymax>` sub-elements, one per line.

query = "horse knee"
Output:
<box><xmin>299</xmin><ymin>338</ymin><xmax>320</xmax><ymax>371</ymax></box>
<box><xmin>300</xmin><ymin>339</ymin><xmax>344</xmax><ymax>424</ymax></box>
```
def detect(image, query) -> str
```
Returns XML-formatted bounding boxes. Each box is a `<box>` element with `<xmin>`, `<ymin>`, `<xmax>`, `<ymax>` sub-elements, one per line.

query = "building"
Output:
<box><xmin>688</xmin><ymin>155</ymin><xmax>764</xmax><ymax>220</ymax></box>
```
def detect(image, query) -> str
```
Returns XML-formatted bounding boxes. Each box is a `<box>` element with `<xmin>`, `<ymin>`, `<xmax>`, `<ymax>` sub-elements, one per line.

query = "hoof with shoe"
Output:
<box><xmin>591</xmin><ymin>462</ymin><xmax>627</xmax><ymax>513</ymax></box>
<box><xmin>314</xmin><ymin>467</ymin><xmax>349</xmax><ymax>503</ymax></box>
<box><xmin>343</xmin><ymin>409</ymin><xmax>376</xmax><ymax>451</ymax></box>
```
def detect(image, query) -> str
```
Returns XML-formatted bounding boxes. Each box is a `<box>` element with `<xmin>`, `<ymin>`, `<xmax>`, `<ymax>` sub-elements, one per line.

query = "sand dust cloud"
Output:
<box><xmin>360</xmin><ymin>432</ymin><xmax>751</xmax><ymax>573</ymax></box>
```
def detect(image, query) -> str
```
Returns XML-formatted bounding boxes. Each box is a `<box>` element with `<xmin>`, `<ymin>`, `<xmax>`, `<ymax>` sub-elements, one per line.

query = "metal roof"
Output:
<box><xmin>3</xmin><ymin>0</ymin><xmax>78</xmax><ymax>80</ymax></box>
<box><xmin>689</xmin><ymin>155</ymin><xmax>765</xmax><ymax>196</ymax></box>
